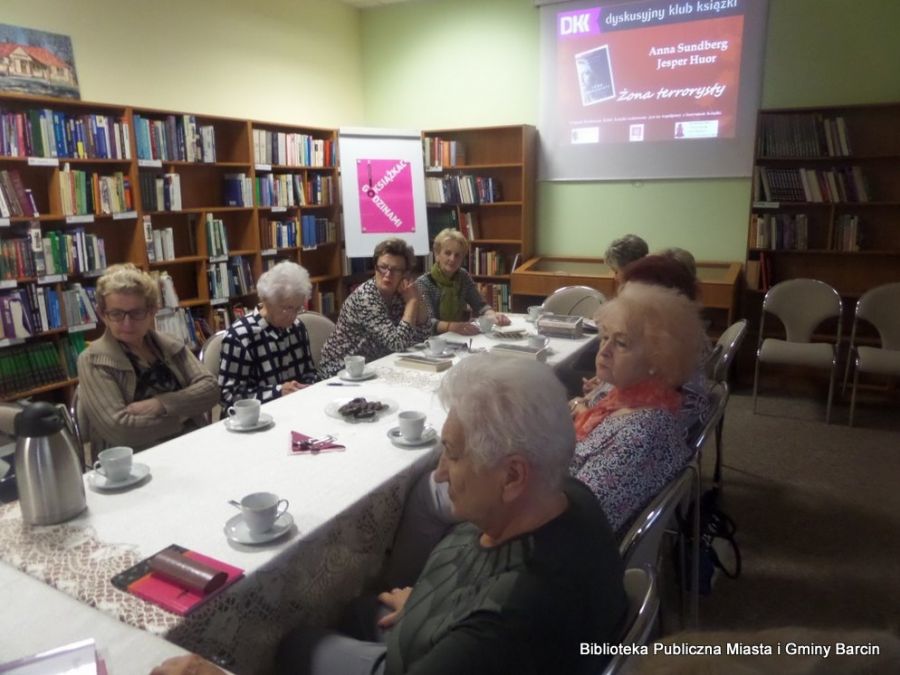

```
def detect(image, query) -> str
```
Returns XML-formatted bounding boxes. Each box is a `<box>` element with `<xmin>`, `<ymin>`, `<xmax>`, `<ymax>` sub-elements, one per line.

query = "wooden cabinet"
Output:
<box><xmin>747</xmin><ymin>103</ymin><xmax>900</xmax><ymax>299</ymax></box>
<box><xmin>0</xmin><ymin>93</ymin><xmax>343</xmax><ymax>403</ymax></box>
<box><xmin>422</xmin><ymin>125</ymin><xmax>535</xmax><ymax>312</ymax></box>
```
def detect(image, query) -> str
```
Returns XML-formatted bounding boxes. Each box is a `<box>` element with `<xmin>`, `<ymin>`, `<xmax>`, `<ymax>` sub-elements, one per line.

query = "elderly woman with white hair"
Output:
<box><xmin>77</xmin><ymin>263</ymin><xmax>219</xmax><ymax>452</ymax></box>
<box><xmin>218</xmin><ymin>261</ymin><xmax>319</xmax><ymax>407</ymax></box>
<box><xmin>151</xmin><ymin>355</ymin><xmax>627</xmax><ymax>675</ymax></box>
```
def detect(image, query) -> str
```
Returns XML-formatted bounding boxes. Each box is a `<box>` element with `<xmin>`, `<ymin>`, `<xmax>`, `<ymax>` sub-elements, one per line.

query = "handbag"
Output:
<box><xmin>677</xmin><ymin>488</ymin><xmax>742</xmax><ymax>595</ymax></box>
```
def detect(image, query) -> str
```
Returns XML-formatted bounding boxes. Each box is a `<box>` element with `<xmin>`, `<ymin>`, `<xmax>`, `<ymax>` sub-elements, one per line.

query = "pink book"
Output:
<box><xmin>111</xmin><ymin>544</ymin><xmax>243</xmax><ymax>616</ymax></box>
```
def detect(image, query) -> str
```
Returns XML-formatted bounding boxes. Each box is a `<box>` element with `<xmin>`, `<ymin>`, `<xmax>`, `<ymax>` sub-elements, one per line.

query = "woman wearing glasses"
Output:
<box><xmin>319</xmin><ymin>238</ymin><xmax>431</xmax><ymax>377</ymax></box>
<box><xmin>76</xmin><ymin>264</ymin><xmax>218</xmax><ymax>452</ymax></box>
<box><xmin>218</xmin><ymin>260</ymin><xmax>319</xmax><ymax>407</ymax></box>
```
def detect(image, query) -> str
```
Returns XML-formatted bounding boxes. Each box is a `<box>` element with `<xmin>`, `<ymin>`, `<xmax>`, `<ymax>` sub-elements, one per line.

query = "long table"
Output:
<box><xmin>0</xmin><ymin>316</ymin><xmax>596</xmax><ymax>673</ymax></box>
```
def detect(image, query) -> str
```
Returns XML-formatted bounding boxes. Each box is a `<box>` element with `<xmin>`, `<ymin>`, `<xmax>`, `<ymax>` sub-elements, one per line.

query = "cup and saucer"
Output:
<box><xmin>89</xmin><ymin>463</ymin><xmax>151</xmax><ymax>491</ymax></box>
<box><xmin>224</xmin><ymin>511</ymin><xmax>294</xmax><ymax>545</ymax></box>
<box><xmin>338</xmin><ymin>369</ymin><xmax>376</xmax><ymax>382</ymax></box>
<box><xmin>224</xmin><ymin>413</ymin><xmax>274</xmax><ymax>433</ymax></box>
<box><xmin>387</xmin><ymin>410</ymin><xmax>438</xmax><ymax>447</ymax></box>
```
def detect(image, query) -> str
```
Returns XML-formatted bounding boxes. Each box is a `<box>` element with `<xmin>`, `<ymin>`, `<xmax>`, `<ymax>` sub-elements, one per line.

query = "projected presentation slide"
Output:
<box><xmin>557</xmin><ymin>0</ymin><xmax>745</xmax><ymax>146</ymax></box>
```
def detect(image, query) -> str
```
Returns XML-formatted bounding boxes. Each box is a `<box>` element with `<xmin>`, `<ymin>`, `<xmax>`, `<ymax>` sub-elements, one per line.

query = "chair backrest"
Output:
<box><xmin>856</xmin><ymin>282</ymin><xmax>900</xmax><ymax>351</ymax></box>
<box><xmin>600</xmin><ymin>566</ymin><xmax>660</xmax><ymax>675</ymax></box>
<box><xmin>299</xmin><ymin>311</ymin><xmax>336</xmax><ymax>367</ymax></box>
<box><xmin>541</xmin><ymin>285</ymin><xmax>606</xmax><ymax>318</ymax></box>
<box><xmin>762</xmin><ymin>279</ymin><xmax>842</xmax><ymax>343</ymax></box>
<box><xmin>708</xmin><ymin>319</ymin><xmax>748</xmax><ymax>383</ymax></box>
<box><xmin>688</xmin><ymin>381</ymin><xmax>729</xmax><ymax>452</ymax></box>
<box><xmin>199</xmin><ymin>330</ymin><xmax>227</xmax><ymax>377</ymax></box>
<box><xmin>618</xmin><ymin>465</ymin><xmax>696</xmax><ymax>570</ymax></box>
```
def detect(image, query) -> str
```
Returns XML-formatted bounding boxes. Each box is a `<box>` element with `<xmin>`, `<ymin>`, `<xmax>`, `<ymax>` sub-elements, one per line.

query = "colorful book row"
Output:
<box><xmin>133</xmin><ymin>114</ymin><xmax>216</xmax><ymax>163</ymax></box>
<box><xmin>253</xmin><ymin>130</ymin><xmax>334</xmax><ymax>167</ymax></box>
<box><xmin>0</xmin><ymin>108</ymin><xmax>131</xmax><ymax>160</ymax></box>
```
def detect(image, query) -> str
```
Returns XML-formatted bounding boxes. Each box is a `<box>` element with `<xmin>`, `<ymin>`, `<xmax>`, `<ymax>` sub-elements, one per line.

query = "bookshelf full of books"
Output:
<box><xmin>0</xmin><ymin>92</ymin><xmax>346</xmax><ymax>405</ymax></box>
<box><xmin>423</xmin><ymin>125</ymin><xmax>536</xmax><ymax>313</ymax></box>
<box><xmin>252</xmin><ymin>121</ymin><xmax>342</xmax><ymax>319</ymax></box>
<box><xmin>747</xmin><ymin>103</ymin><xmax>900</xmax><ymax>298</ymax></box>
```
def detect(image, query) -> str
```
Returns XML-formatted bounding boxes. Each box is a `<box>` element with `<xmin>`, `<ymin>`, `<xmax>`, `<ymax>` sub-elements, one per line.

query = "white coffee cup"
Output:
<box><xmin>228</xmin><ymin>399</ymin><xmax>261</xmax><ymax>428</ymax></box>
<box><xmin>344</xmin><ymin>355</ymin><xmax>366</xmax><ymax>378</ymax></box>
<box><xmin>240</xmin><ymin>492</ymin><xmax>289</xmax><ymax>534</ymax></box>
<box><xmin>527</xmin><ymin>305</ymin><xmax>543</xmax><ymax>321</ymax></box>
<box><xmin>93</xmin><ymin>446</ymin><xmax>133</xmax><ymax>483</ymax></box>
<box><xmin>528</xmin><ymin>334</ymin><xmax>549</xmax><ymax>350</ymax></box>
<box><xmin>426</xmin><ymin>337</ymin><xmax>446</xmax><ymax>356</ymax></box>
<box><xmin>477</xmin><ymin>315</ymin><xmax>494</xmax><ymax>333</ymax></box>
<box><xmin>398</xmin><ymin>410</ymin><xmax>426</xmax><ymax>442</ymax></box>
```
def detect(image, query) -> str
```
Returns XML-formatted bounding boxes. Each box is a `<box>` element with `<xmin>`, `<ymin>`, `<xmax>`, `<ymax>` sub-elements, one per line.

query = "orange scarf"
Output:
<box><xmin>574</xmin><ymin>379</ymin><xmax>681</xmax><ymax>441</ymax></box>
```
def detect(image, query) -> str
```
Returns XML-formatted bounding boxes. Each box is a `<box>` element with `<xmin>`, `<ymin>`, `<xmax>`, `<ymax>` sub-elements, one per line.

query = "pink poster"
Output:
<box><xmin>357</xmin><ymin>159</ymin><xmax>416</xmax><ymax>233</ymax></box>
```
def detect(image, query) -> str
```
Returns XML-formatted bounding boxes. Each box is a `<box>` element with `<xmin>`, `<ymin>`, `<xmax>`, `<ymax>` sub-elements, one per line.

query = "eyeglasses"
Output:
<box><xmin>376</xmin><ymin>263</ymin><xmax>406</xmax><ymax>277</ymax></box>
<box><xmin>104</xmin><ymin>308</ymin><xmax>150</xmax><ymax>323</ymax></box>
<box><xmin>271</xmin><ymin>304</ymin><xmax>304</xmax><ymax>315</ymax></box>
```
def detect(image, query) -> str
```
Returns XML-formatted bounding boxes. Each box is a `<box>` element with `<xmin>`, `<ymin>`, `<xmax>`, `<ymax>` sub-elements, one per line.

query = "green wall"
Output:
<box><xmin>1</xmin><ymin>0</ymin><xmax>365</xmax><ymax>127</ymax></box>
<box><xmin>361</xmin><ymin>0</ymin><xmax>900</xmax><ymax>261</ymax></box>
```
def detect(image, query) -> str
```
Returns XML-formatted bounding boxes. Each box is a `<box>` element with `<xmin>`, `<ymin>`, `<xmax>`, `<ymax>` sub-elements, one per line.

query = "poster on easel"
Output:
<box><xmin>339</xmin><ymin>128</ymin><xmax>429</xmax><ymax>258</ymax></box>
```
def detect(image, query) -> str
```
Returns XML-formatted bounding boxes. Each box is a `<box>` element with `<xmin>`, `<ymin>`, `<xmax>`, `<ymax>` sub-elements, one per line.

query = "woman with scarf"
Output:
<box><xmin>570</xmin><ymin>281</ymin><xmax>704</xmax><ymax>535</ymax></box>
<box><xmin>415</xmin><ymin>228</ymin><xmax>509</xmax><ymax>336</ymax></box>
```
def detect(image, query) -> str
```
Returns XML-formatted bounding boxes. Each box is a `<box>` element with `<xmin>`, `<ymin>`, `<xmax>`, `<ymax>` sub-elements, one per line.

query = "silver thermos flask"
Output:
<box><xmin>14</xmin><ymin>401</ymin><xmax>87</xmax><ymax>525</ymax></box>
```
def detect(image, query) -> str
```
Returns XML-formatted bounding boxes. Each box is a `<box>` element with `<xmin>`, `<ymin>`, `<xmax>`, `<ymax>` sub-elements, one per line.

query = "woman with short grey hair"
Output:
<box><xmin>604</xmin><ymin>233</ymin><xmax>648</xmax><ymax>280</ymax></box>
<box><xmin>218</xmin><ymin>260</ymin><xmax>319</xmax><ymax>407</ymax></box>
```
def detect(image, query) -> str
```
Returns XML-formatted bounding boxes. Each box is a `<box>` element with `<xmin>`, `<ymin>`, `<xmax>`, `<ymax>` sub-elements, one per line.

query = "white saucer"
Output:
<box><xmin>225</xmin><ymin>413</ymin><xmax>275</xmax><ymax>432</ymax></box>
<box><xmin>89</xmin><ymin>463</ymin><xmax>151</xmax><ymax>491</ymax></box>
<box><xmin>386</xmin><ymin>426</ymin><xmax>438</xmax><ymax>447</ymax></box>
<box><xmin>339</xmin><ymin>369</ymin><xmax>377</xmax><ymax>382</ymax></box>
<box><xmin>224</xmin><ymin>512</ymin><xmax>294</xmax><ymax>545</ymax></box>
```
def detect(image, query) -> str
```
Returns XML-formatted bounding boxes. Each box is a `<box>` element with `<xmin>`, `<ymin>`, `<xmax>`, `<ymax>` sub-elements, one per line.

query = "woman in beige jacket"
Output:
<box><xmin>76</xmin><ymin>264</ymin><xmax>218</xmax><ymax>453</ymax></box>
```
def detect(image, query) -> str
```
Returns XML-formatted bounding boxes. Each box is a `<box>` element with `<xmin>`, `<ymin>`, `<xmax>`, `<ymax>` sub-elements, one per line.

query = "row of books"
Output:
<box><xmin>254</xmin><ymin>173</ymin><xmax>309</xmax><ymax>208</ymax></box>
<box><xmin>0</xmin><ymin>341</ymin><xmax>70</xmax><ymax>396</ymax></box>
<box><xmin>210</xmin><ymin>303</ymin><xmax>254</xmax><ymax>333</ymax></box>
<box><xmin>154</xmin><ymin>307</ymin><xmax>214</xmax><ymax>350</ymax></box>
<box><xmin>755</xmin><ymin>166</ymin><xmax>870</xmax><ymax>203</ymax></box>
<box><xmin>475</xmin><ymin>282</ymin><xmax>510</xmax><ymax>313</ymax></box>
<box><xmin>252</xmin><ymin>130</ymin><xmax>334</xmax><ymax>167</ymax></box>
<box><xmin>423</xmin><ymin>137</ymin><xmax>465</xmax><ymax>168</ymax></box>
<box><xmin>223</xmin><ymin>173</ymin><xmax>253</xmax><ymax>207</ymax></box>
<box><xmin>133</xmin><ymin>114</ymin><xmax>216</xmax><ymax>163</ymax></box>
<box><xmin>468</xmin><ymin>247</ymin><xmax>509</xmax><ymax>276</ymax></box>
<box><xmin>300</xmin><ymin>215</ymin><xmax>337</xmax><ymax>249</ymax></box>
<box><xmin>205</xmin><ymin>214</ymin><xmax>229</xmax><ymax>258</ymax></box>
<box><xmin>58</xmin><ymin>165</ymin><xmax>134</xmax><ymax>216</ymax></box>
<box><xmin>834</xmin><ymin>214</ymin><xmax>862</xmax><ymax>252</ymax></box>
<box><xmin>757</xmin><ymin>114</ymin><xmax>852</xmax><ymax>158</ymax></box>
<box><xmin>0</xmin><ymin>282</ymin><xmax>96</xmax><ymax>339</ymax></box>
<box><xmin>1</xmin><ymin>226</ymin><xmax>103</xmax><ymax>280</ymax></box>
<box><xmin>313</xmin><ymin>288</ymin><xmax>336</xmax><ymax>316</ymax></box>
<box><xmin>425</xmin><ymin>175</ymin><xmax>502</xmax><ymax>205</ymax></box>
<box><xmin>147</xmin><ymin>226</ymin><xmax>176</xmax><ymax>262</ymax></box>
<box><xmin>0</xmin><ymin>168</ymin><xmax>38</xmax><ymax>218</ymax></box>
<box><xmin>208</xmin><ymin>256</ymin><xmax>254</xmax><ymax>301</ymax></box>
<box><xmin>138</xmin><ymin>172</ymin><xmax>183</xmax><ymax>211</ymax></box>
<box><xmin>0</xmin><ymin>108</ymin><xmax>131</xmax><ymax>160</ymax></box>
<box><xmin>748</xmin><ymin>213</ymin><xmax>810</xmax><ymax>251</ymax></box>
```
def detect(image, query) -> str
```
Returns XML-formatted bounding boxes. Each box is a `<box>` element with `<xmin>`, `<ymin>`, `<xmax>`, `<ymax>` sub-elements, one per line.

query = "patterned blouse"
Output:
<box><xmin>318</xmin><ymin>278</ymin><xmax>432</xmax><ymax>377</ymax></box>
<box><xmin>570</xmin><ymin>407</ymin><xmax>692</xmax><ymax>536</ymax></box>
<box><xmin>218</xmin><ymin>309</ymin><xmax>318</xmax><ymax>407</ymax></box>
<box><xmin>415</xmin><ymin>268</ymin><xmax>489</xmax><ymax>333</ymax></box>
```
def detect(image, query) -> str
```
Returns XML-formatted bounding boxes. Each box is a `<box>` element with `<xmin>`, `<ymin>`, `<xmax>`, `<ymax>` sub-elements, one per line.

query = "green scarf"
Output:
<box><xmin>431</xmin><ymin>262</ymin><xmax>464</xmax><ymax>322</ymax></box>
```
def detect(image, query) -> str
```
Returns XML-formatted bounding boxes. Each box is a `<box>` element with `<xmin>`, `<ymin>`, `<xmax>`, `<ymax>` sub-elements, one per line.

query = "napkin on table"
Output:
<box><xmin>290</xmin><ymin>431</ymin><xmax>345</xmax><ymax>455</ymax></box>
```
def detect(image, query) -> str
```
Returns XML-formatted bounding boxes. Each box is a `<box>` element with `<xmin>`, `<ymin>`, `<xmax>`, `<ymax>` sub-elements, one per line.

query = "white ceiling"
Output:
<box><xmin>340</xmin><ymin>0</ymin><xmax>421</xmax><ymax>8</ymax></box>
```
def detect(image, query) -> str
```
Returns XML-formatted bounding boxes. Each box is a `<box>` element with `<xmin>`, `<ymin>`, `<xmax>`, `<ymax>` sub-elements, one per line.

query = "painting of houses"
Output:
<box><xmin>0</xmin><ymin>24</ymin><xmax>80</xmax><ymax>99</ymax></box>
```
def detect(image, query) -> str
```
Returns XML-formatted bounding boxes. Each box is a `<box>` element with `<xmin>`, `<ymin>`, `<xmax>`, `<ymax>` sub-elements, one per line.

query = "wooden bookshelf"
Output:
<box><xmin>422</xmin><ymin>125</ymin><xmax>536</xmax><ymax>313</ymax></box>
<box><xmin>0</xmin><ymin>92</ymin><xmax>343</xmax><ymax>404</ymax></box>
<box><xmin>747</xmin><ymin>103</ymin><xmax>900</xmax><ymax>298</ymax></box>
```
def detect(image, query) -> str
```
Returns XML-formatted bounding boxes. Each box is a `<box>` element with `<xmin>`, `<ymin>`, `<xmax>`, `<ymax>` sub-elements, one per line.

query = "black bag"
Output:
<box><xmin>677</xmin><ymin>488</ymin><xmax>742</xmax><ymax>595</ymax></box>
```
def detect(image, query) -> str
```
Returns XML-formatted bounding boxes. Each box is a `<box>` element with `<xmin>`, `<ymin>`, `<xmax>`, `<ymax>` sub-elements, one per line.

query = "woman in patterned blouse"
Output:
<box><xmin>569</xmin><ymin>282</ymin><xmax>705</xmax><ymax>534</ymax></box>
<box><xmin>415</xmin><ymin>228</ymin><xmax>509</xmax><ymax>336</ymax></box>
<box><xmin>318</xmin><ymin>238</ymin><xmax>431</xmax><ymax>377</ymax></box>
<box><xmin>217</xmin><ymin>261</ymin><xmax>319</xmax><ymax>407</ymax></box>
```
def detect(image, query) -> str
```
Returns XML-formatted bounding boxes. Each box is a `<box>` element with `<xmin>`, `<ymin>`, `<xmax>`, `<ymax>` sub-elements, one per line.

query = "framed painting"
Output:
<box><xmin>0</xmin><ymin>23</ymin><xmax>80</xmax><ymax>99</ymax></box>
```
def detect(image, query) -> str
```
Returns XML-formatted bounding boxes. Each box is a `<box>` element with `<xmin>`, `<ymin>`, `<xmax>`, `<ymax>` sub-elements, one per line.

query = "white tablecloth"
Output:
<box><xmin>0</xmin><ymin>315</ymin><xmax>595</xmax><ymax>673</ymax></box>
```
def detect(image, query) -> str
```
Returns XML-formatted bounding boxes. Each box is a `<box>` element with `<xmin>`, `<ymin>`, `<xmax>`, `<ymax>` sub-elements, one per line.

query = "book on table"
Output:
<box><xmin>111</xmin><ymin>544</ymin><xmax>243</xmax><ymax>616</ymax></box>
<box><xmin>395</xmin><ymin>354</ymin><xmax>453</xmax><ymax>372</ymax></box>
